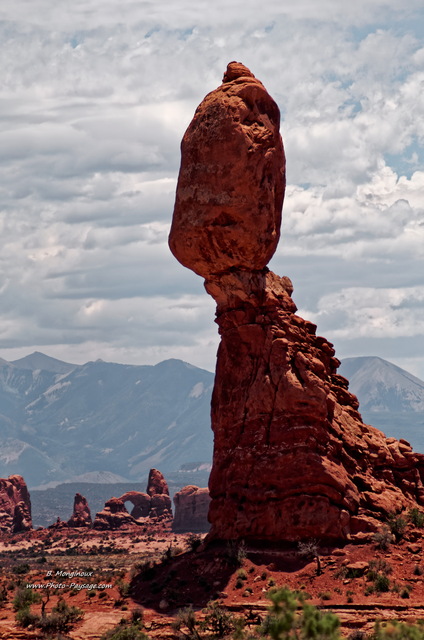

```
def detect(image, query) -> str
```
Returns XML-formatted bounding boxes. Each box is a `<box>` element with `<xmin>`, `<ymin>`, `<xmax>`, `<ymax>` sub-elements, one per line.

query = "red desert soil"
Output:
<box><xmin>1</xmin><ymin>525</ymin><xmax>422</xmax><ymax>639</ymax></box>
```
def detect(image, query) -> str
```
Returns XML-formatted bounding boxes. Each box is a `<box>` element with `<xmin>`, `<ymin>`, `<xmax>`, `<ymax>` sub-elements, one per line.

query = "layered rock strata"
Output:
<box><xmin>172</xmin><ymin>485</ymin><xmax>211</xmax><ymax>533</ymax></box>
<box><xmin>0</xmin><ymin>475</ymin><xmax>32</xmax><ymax>533</ymax></box>
<box><xmin>68</xmin><ymin>493</ymin><xmax>92</xmax><ymax>528</ymax></box>
<box><xmin>169</xmin><ymin>62</ymin><xmax>424</xmax><ymax>542</ymax></box>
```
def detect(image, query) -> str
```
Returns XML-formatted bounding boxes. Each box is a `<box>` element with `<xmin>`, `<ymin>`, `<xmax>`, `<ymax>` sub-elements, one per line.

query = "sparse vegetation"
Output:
<box><xmin>409</xmin><ymin>507</ymin><xmax>424</xmax><ymax>528</ymax></box>
<box><xmin>15</xmin><ymin>594</ymin><xmax>83</xmax><ymax>635</ymax></box>
<box><xmin>186</xmin><ymin>533</ymin><xmax>202</xmax><ymax>552</ymax></box>
<box><xmin>298</xmin><ymin>539</ymin><xmax>322</xmax><ymax>575</ymax></box>
<box><xmin>373</xmin><ymin>526</ymin><xmax>393</xmax><ymax>550</ymax></box>
<box><xmin>387</xmin><ymin>515</ymin><xmax>407</xmax><ymax>542</ymax></box>
<box><xmin>100</xmin><ymin>619</ymin><xmax>150</xmax><ymax>640</ymax></box>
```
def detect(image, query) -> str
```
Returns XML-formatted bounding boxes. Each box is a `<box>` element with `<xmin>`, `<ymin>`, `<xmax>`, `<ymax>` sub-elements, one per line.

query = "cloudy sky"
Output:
<box><xmin>1</xmin><ymin>0</ymin><xmax>424</xmax><ymax>379</ymax></box>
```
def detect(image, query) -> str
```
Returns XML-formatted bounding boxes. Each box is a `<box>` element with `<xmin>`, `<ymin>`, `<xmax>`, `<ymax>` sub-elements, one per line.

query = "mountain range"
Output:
<box><xmin>0</xmin><ymin>352</ymin><xmax>423</xmax><ymax>489</ymax></box>
<box><xmin>339</xmin><ymin>356</ymin><xmax>424</xmax><ymax>453</ymax></box>
<box><xmin>0</xmin><ymin>352</ymin><xmax>214</xmax><ymax>488</ymax></box>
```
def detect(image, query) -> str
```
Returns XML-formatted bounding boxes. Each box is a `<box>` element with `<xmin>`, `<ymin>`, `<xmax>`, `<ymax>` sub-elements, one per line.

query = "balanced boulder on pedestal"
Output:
<box><xmin>169</xmin><ymin>62</ymin><xmax>424</xmax><ymax>542</ymax></box>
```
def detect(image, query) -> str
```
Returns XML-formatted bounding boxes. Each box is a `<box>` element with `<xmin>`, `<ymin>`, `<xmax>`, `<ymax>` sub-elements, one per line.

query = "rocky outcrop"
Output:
<box><xmin>0</xmin><ymin>475</ymin><xmax>32</xmax><ymax>533</ymax></box>
<box><xmin>68</xmin><ymin>493</ymin><xmax>92</xmax><ymax>528</ymax></box>
<box><xmin>93</xmin><ymin>498</ymin><xmax>137</xmax><ymax>530</ymax></box>
<box><xmin>169</xmin><ymin>61</ymin><xmax>424</xmax><ymax>543</ymax></box>
<box><xmin>172</xmin><ymin>486</ymin><xmax>211</xmax><ymax>533</ymax></box>
<box><xmin>119</xmin><ymin>491</ymin><xmax>151</xmax><ymax>518</ymax></box>
<box><xmin>146</xmin><ymin>468</ymin><xmax>172</xmax><ymax>519</ymax></box>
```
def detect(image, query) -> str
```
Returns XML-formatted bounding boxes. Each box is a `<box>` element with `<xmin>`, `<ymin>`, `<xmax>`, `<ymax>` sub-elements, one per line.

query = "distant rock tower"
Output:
<box><xmin>169</xmin><ymin>62</ymin><xmax>424</xmax><ymax>542</ymax></box>
<box><xmin>0</xmin><ymin>475</ymin><xmax>32</xmax><ymax>533</ymax></box>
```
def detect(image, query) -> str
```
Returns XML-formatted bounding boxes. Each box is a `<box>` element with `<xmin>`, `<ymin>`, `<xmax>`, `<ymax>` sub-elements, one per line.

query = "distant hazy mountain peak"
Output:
<box><xmin>340</xmin><ymin>356</ymin><xmax>424</xmax><ymax>413</ymax></box>
<box><xmin>10</xmin><ymin>351</ymin><xmax>78</xmax><ymax>374</ymax></box>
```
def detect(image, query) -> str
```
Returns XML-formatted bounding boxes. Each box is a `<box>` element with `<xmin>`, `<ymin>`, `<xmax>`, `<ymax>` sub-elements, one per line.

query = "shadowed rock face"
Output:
<box><xmin>169</xmin><ymin>62</ymin><xmax>424</xmax><ymax>542</ymax></box>
<box><xmin>0</xmin><ymin>475</ymin><xmax>32</xmax><ymax>533</ymax></box>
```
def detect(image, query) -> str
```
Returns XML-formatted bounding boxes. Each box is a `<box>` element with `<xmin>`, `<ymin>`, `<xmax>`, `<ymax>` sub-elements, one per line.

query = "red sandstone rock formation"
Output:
<box><xmin>169</xmin><ymin>61</ymin><xmax>285</xmax><ymax>279</ymax></box>
<box><xmin>146</xmin><ymin>468</ymin><xmax>172</xmax><ymax>519</ymax></box>
<box><xmin>169</xmin><ymin>62</ymin><xmax>424</xmax><ymax>542</ymax></box>
<box><xmin>118</xmin><ymin>491</ymin><xmax>151</xmax><ymax>518</ymax></box>
<box><xmin>147</xmin><ymin>468</ymin><xmax>169</xmax><ymax>496</ymax></box>
<box><xmin>93</xmin><ymin>497</ymin><xmax>138</xmax><ymax>530</ymax></box>
<box><xmin>172</xmin><ymin>485</ymin><xmax>211</xmax><ymax>533</ymax></box>
<box><xmin>68</xmin><ymin>493</ymin><xmax>92</xmax><ymax>528</ymax></box>
<box><xmin>0</xmin><ymin>475</ymin><xmax>32</xmax><ymax>533</ymax></box>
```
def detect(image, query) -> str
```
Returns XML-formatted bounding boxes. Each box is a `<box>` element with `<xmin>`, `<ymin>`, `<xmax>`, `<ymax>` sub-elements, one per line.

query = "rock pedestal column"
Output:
<box><xmin>169</xmin><ymin>62</ymin><xmax>424</xmax><ymax>542</ymax></box>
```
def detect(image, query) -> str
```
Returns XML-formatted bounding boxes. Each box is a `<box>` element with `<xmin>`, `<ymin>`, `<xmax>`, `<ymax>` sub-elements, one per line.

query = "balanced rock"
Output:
<box><xmin>169</xmin><ymin>61</ymin><xmax>285</xmax><ymax>278</ymax></box>
<box><xmin>68</xmin><ymin>493</ymin><xmax>92</xmax><ymax>528</ymax></box>
<box><xmin>0</xmin><ymin>475</ymin><xmax>32</xmax><ymax>533</ymax></box>
<box><xmin>169</xmin><ymin>62</ymin><xmax>424</xmax><ymax>542</ymax></box>
<box><xmin>93</xmin><ymin>498</ymin><xmax>137</xmax><ymax>530</ymax></box>
<box><xmin>172</xmin><ymin>485</ymin><xmax>211</xmax><ymax>533</ymax></box>
<box><xmin>118</xmin><ymin>491</ymin><xmax>151</xmax><ymax>518</ymax></box>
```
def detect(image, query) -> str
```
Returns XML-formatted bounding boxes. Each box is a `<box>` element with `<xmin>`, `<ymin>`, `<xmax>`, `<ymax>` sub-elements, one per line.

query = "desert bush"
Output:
<box><xmin>100</xmin><ymin>622</ymin><xmax>150</xmax><ymax>640</ymax></box>
<box><xmin>262</xmin><ymin>588</ymin><xmax>340</xmax><ymax>640</ymax></box>
<box><xmin>201</xmin><ymin>601</ymin><xmax>240</xmax><ymax>638</ymax></box>
<box><xmin>12</xmin><ymin>563</ymin><xmax>30</xmax><ymax>575</ymax></box>
<box><xmin>413</xmin><ymin>564</ymin><xmax>423</xmax><ymax>576</ymax></box>
<box><xmin>372</xmin><ymin>526</ymin><xmax>392</xmax><ymax>550</ymax></box>
<box><xmin>115</xmin><ymin>579</ymin><xmax>130</xmax><ymax>598</ymax></box>
<box><xmin>15</xmin><ymin>606</ymin><xmax>40</xmax><ymax>628</ymax></box>
<box><xmin>186</xmin><ymin>534</ymin><xmax>202</xmax><ymax>552</ymax></box>
<box><xmin>373</xmin><ymin>574</ymin><xmax>390</xmax><ymax>593</ymax></box>
<box><xmin>298</xmin><ymin>539</ymin><xmax>322</xmax><ymax>575</ymax></box>
<box><xmin>172</xmin><ymin>606</ymin><xmax>201</xmax><ymax>640</ymax></box>
<box><xmin>368</xmin><ymin>559</ymin><xmax>393</xmax><ymax>577</ymax></box>
<box><xmin>15</xmin><ymin>595</ymin><xmax>83</xmax><ymax>634</ymax></box>
<box><xmin>387</xmin><ymin>515</ymin><xmax>407</xmax><ymax>542</ymax></box>
<box><xmin>409</xmin><ymin>507</ymin><xmax>424</xmax><ymax>528</ymax></box>
<box><xmin>13</xmin><ymin>586</ymin><xmax>41</xmax><ymax>611</ymax></box>
<box><xmin>373</xmin><ymin>620</ymin><xmax>424</xmax><ymax>640</ymax></box>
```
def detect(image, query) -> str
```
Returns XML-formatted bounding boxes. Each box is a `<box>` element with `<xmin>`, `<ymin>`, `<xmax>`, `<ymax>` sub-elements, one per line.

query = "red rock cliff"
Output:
<box><xmin>169</xmin><ymin>62</ymin><xmax>424</xmax><ymax>542</ymax></box>
<box><xmin>0</xmin><ymin>474</ymin><xmax>32</xmax><ymax>533</ymax></box>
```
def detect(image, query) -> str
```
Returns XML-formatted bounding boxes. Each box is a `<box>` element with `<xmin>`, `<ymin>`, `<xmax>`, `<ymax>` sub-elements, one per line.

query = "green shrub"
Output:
<box><xmin>368</xmin><ymin>559</ymin><xmax>393</xmax><ymax>579</ymax></box>
<box><xmin>262</xmin><ymin>588</ymin><xmax>340</xmax><ymax>640</ymax></box>
<box><xmin>374</xmin><ymin>574</ymin><xmax>390</xmax><ymax>593</ymax></box>
<box><xmin>16</xmin><ymin>606</ymin><xmax>39</xmax><ymax>628</ymax></box>
<box><xmin>373</xmin><ymin>526</ymin><xmax>392</xmax><ymax>550</ymax></box>
<box><xmin>172</xmin><ymin>606</ymin><xmax>200</xmax><ymax>640</ymax></box>
<box><xmin>373</xmin><ymin>620</ymin><xmax>424</xmax><ymax>640</ymax></box>
<box><xmin>387</xmin><ymin>515</ymin><xmax>407</xmax><ymax>542</ymax></box>
<box><xmin>12</xmin><ymin>563</ymin><xmax>30</xmax><ymax>575</ymax></box>
<box><xmin>186</xmin><ymin>534</ymin><xmax>202</xmax><ymax>552</ymax></box>
<box><xmin>100</xmin><ymin>623</ymin><xmax>150</xmax><ymax>640</ymax></box>
<box><xmin>409</xmin><ymin>508</ymin><xmax>424</xmax><ymax>528</ymax></box>
<box><xmin>201</xmin><ymin>601</ymin><xmax>240</xmax><ymax>638</ymax></box>
<box><xmin>12</xmin><ymin>587</ymin><xmax>41</xmax><ymax>611</ymax></box>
